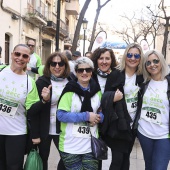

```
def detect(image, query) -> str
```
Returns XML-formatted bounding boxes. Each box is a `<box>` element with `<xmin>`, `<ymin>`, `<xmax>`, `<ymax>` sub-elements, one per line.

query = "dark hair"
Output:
<box><xmin>85</xmin><ymin>51</ymin><xmax>92</xmax><ymax>57</ymax></box>
<box><xmin>63</xmin><ymin>50</ymin><xmax>72</xmax><ymax>60</ymax></box>
<box><xmin>43</xmin><ymin>52</ymin><xmax>70</xmax><ymax>78</ymax></box>
<box><xmin>91</xmin><ymin>47</ymin><xmax>117</xmax><ymax>72</ymax></box>
<box><xmin>13</xmin><ymin>44</ymin><xmax>30</xmax><ymax>51</ymax></box>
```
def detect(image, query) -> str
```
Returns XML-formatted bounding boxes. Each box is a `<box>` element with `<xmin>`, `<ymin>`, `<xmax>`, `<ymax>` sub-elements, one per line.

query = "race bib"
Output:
<box><xmin>126</xmin><ymin>97</ymin><xmax>138</xmax><ymax>113</ymax></box>
<box><xmin>141</xmin><ymin>107</ymin><xmax>162</xmax><ymax>125</ymax></box>
<box><xmin>72</xmin><ymin>123</ymin><xmax>96</xmax><ymax>138</ymax></box>
<box><xmin>0</xmin><ymin>98</ymin><xmax>19</xmax><ymax>118</ymax></box>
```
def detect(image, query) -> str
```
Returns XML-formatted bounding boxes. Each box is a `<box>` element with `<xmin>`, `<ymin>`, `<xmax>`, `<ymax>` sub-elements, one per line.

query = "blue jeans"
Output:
<box><xmin>137</xmin><ymin>131</ymin><xmax>170</xmax><ymax>170</ymax></box>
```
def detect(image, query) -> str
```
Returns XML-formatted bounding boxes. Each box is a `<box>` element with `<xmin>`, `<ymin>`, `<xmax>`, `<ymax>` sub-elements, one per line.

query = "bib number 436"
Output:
<box><xmin>0</xmin><ymin>104</ymin><xmax>12</xmax><ymax>113</ymax></box>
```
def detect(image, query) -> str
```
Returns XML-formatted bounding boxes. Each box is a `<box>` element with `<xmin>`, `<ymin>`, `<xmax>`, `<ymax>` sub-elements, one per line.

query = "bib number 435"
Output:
<box><xmin>146</xmin><ymin>111</ymin><xmax>157</xmax><ymax>120</ymax></box>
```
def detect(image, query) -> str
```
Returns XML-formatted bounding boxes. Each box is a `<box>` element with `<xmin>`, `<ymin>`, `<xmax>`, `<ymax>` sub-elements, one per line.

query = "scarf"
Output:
<box><xmin>58</xmin><ymin>78</ymin><xmax>101</xmax><ymax>112</ymax></box>
<box><xmin>97</xmin><ymin>68</ymin><xmax>111</xmax><ymax>78</ymax></box>
<box><xmin>51</xmin><ymin>74</ymin><xmax>65</xmax><ymax>82</ymax></box>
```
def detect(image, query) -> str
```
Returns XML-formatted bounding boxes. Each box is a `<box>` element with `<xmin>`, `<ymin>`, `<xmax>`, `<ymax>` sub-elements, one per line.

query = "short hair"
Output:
<box><xmin>13</xmin><ymin>44</ymin><xmax>30</xmax><ymax>51</ymax></box>
<box><xmin>27</xmin><ymin>39</ymin><xmax>35</xmax><ymax>44</ymax></box>
<box><xmin>62</xmin><ymin>50</ymin><xmax>72</xmax><ymax>60</ymax></box>
<box><xmin>117</xmin><ymin>43</ymin><xmax>144</xmax><ymax>75</ymax></box>
<box><xmin>75</xmin><ymin>57</ymin><xmax>94</xmax><ymax>72</ymax></box>
<box><xmin>85</xmin><ymin>51</ymin><xmax>92</xmax><ymax>56</ymax></box>
<box><xmin>143</xmin><ymin>49</ymin><xmax>169</xmax><ymax>82</ymax></box>
<box><xmin>43</xmin><ymin>52</ymin><xmax>70</xmax><ymax>78</ymax></box>
<box><xmin>91</xmin><ymin>47</ymin><xmax>117</xmax><ymax>72</ymax></box>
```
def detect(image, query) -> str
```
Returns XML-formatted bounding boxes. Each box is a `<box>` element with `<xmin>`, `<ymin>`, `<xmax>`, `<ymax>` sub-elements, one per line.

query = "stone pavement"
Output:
<box><xmin>48</xmin><ymin>139</ymin><xmax>170</xmax><ymax>170</ymax></box>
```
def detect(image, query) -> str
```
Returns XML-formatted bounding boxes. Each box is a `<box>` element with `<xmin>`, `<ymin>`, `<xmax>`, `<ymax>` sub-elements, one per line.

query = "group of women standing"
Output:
<box><xmin>0</xmin><ymin>42</ymin><xmax>170</xmax><ymax>170</ymax></box>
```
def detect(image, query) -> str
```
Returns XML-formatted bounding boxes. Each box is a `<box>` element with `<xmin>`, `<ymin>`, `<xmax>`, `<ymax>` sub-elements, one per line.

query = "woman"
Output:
<box><xmin>91</xmin><ymin>47</ymin><xmax>117</xmax><ymax>170</ymax></box>
<box><xmin>91</xmin><ymin>47</ymin><xmax>117</xmax><ymax>94</ymax></box>
<box><xmin>137</xmin><ymin>50</ymin><xmax>170</xmax><ymax>170</ymax></box>
<box><xmin>57</xmin><ymin>57</ymin><xmax>104</xmax><ymax>170</ymax></box>
<box><xmin>0</xmin><ymin>44</ymin><xmax>44</xmax><ymax>170</ymax></box>
<box><xmin>101</xmin><ymin>43</ymin><xmax>144</xmax><ymax>170</ymax></box>
<box><xmin>34</xmin><ymin>52</ymin><xmax>75</xmax><ymax>170</ymax></box>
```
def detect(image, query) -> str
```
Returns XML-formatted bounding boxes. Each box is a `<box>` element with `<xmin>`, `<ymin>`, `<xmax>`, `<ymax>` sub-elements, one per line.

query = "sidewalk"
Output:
<box><xmin>48</xmin><ymin>139</ymin><xmax>170</xmax><ymax>170</ymax></box>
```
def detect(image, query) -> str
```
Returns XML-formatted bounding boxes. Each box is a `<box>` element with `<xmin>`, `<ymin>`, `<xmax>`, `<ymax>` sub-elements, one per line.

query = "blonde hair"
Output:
<box><xmin>117</xmin><ymin>43</ymin><xmax>144</xmax><ymax>75</ymax></box>
<box><xmin>143</xmin><ymin>49</ymin><xmax>169</xmax><ymax>82</ymax></box>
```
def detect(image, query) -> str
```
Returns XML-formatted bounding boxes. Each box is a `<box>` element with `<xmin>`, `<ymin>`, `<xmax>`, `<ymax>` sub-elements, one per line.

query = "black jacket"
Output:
<box><xmin>101</xmin><ymin>68</ymin><xmax>143</xmax><ymax>152</ymax></box>
<box><xmin>30</xmin><ymin>73</ymin><xmax>75</xmax><ymax>139</ymax></box>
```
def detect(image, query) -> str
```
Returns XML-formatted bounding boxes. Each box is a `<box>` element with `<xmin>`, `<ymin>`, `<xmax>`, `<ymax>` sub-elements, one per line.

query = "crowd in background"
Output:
<box><xmin>0</xmin><ymin>39</ymin><xmax>170</xmax><ymax>170</ymax></box>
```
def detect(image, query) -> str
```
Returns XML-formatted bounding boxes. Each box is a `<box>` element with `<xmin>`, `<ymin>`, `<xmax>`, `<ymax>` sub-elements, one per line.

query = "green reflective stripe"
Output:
<box><xmin>142</xmin><ymin>107</ymin><xmax>161</xmax><ymax>113</ymax></box>
<box><xmin>126</xmin><ymin>97</ymin><xmax>138</xmax><ymax>103</ymax></box>
<box><xmin>34</xmin><ymin>53</ymin><xmax>42</xmax><ymax>67</ymax></box>
<box><xmin>0</xmin><ymin>98</ymin><xmax>18</xmax><ymax>107</ymax></box>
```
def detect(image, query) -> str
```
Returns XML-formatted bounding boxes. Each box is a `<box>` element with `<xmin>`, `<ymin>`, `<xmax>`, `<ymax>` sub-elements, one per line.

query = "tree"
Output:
<box><xmin>88</xmin><ymin>0</ymin><xmax>111</xmax><ymax>52</ymax></box>
<box><xmin>115</xmin><ymin>8</ymin><xmax>163</xmax><ymax>49</ymax></box>
<box><xmin>158</xmin><ymin>0</ymin><xmax>170</xmax><ymax>58</ymax></box>
<box><xmin>71</xmin><ymin>0</ymin><xmax>91</xmax><ymax>53</ymax></box>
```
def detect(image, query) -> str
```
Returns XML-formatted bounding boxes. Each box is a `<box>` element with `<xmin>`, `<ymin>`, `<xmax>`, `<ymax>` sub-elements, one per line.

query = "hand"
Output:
<box><xmin>32</xmin><ymin>138</ymin><xmax>41</xmax><ymax>144</ymax></box>
<box><xmin>41</xmin><ymin>85</ymin><xmax>52</xmax><ymax>102</ymax></box>
<box><xmin>113</xmin><ymin>89</ymin><xmax>123</xmax><ymax>102</ymax></box>
<box><xmin>89</xmin><ymin>112</ymin><xmax>101</xmax><ymax>126</ymax></box>
<box><xmin>27</xmin><ymin>67</ymin><xmax>31</xmax><ymax>71</ymax></box>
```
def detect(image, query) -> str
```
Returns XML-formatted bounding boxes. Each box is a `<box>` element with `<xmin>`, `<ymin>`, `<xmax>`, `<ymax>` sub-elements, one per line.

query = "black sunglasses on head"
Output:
<box><xmin>76</xmin><ymin>68</ymin><xmax>92</xmax><ymax>74</ymax></box>
<box><xmin>50</xmin><ymin>61</ymin><xmax>65</xmax><ymax>67</ymax></box>
<box><xmin>146</xmin><ymin>59</ymin><xmax>160</xmax><ymax>67</ymax></box>
<box><xmin>127</xmin><ymin>53</ymin><xmax>141</xmax><ymax>59</ymax></box>
<box><xmin>14</xmin><ymin>51</ymin><xmax>29</xmax><ymax>59</ymax></box>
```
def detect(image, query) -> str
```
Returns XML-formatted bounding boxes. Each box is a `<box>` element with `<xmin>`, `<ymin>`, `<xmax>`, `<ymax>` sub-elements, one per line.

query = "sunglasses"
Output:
<box><xmin>127</xmin><ymin>53</ymin><xmax>141</xmax><ymax>59</ymax></box>
<box><xmin>50</xmin><ymin>61</ymin><xmax>65</xmax><ymax>67</ymax></box>
<box><xmin>76</xmin><ymin>68</ymin><xmax>92</xmax><ymax>74</ymax></box>
<box><xmin>14</xmin><ymin>52</ymin><xmax>29</xmax><ymax>59</ymax></box>
<box><xmin>27</xmin><ymin>44</ymin><xmax>35</xmax><ymax>48</ymax></box>
<box><xmin>145</xmin><ymin>59</ymin><xmax>160</xmax><ymax>67</ymax></box>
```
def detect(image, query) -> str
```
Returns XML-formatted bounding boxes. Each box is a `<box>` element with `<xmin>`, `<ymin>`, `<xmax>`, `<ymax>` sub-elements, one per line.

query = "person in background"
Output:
<box><xmin>136</xmin><ymin>50</ymin><xmax>170</xmax><ymax>170</ymax></box>
<box><xmin>85</xmin><ymin>51</ymin><xmax>92</xmax><ymax>59</ymax></box>
<box><xmin>27</xmin><ymin>39</ymin><xmax>42</xmax><ymax>80</ymax></box>
<box><xmin>32</xmin><ymin>52</ymin><xmax>75</xmax><ymax>170</ymax></box>
<box><xmin>101</xmin><ymin>43</ymin><xmax>144</xmax><ymax>170</ymax></box>
<box><xmin>72</xmin><ymin>51</ymin><xmax>81</xmax><ymax>61</ymax></box>
<box><xmin>63</xmin><ymin>50</ymin><xmax>75</xmax><ymax>74</ymax></box>
<box><xmin>0</xmin><ymin>44</ymin><xmax>44</xmax><ymax>170</ymax></box>
<box><xmin>57</xmin><ymin>57</ymin><xmax>104</xmax><ymax>170</ymax></box>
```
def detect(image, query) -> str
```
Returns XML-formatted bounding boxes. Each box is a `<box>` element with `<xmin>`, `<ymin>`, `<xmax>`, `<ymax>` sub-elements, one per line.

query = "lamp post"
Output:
<box><xmin>55</xmin><ymin>0</ymin><xmax>61</xmax><ymax>51</ymax></box>
<box><xmin>82</xmin><ymin>18</ymin><xmax>88</xmax><ymax>56</ymax></box>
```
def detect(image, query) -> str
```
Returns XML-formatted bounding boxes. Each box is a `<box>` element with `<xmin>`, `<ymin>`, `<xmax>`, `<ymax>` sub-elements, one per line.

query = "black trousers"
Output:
<box><xmin>0</xmin><ymin>134</ymin><xmax>27</xmax><ymax>170</ymax></box>
<box><xmin>38</xmin><ymin>135</ymin><xmax>65</xmax><ymax>170</ymax></box>
<box><xmin>109</xmin><ymin>137</ymin><xmax>136</xmax><ymax>170</ymax></box>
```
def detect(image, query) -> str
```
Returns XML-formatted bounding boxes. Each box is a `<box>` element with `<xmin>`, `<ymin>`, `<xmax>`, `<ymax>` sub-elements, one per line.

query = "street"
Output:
<box><xmin>47</xmin><ymin>138</ymin><xmax>163</xmax><ymax>170</ymax></box>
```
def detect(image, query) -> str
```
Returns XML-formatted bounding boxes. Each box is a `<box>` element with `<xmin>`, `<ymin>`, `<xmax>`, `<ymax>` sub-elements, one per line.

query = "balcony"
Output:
<box><xmin>60</xmin><ymin>20</ymin><xmax>69</xmax><ymax>38</ymax></box>
<box><xmin>25</xmin><ymin>8</ymin><xmax>47</xmax><ymax>26</ymax></box>
<box><xmin>43</xmin><ymin>12</ymin><xmax>69</xmax><ymax>38</ymax></box>
<box><xmin>66</xmin><ymin>0</ymin><xmax>79</xmax><ymax>15</ymax></box>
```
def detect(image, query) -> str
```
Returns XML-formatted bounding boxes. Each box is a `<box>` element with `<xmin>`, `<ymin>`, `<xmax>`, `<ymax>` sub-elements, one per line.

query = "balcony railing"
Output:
<box><xmin>25</xmin><ymin>8</ymin><xmax>47</xmax><ymax>25</ymax></box>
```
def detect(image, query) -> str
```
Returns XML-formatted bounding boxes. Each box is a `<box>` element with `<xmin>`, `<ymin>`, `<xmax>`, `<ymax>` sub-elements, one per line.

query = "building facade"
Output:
<box><xmin>0</xmin><ymin>0</ymin><xmax>79</xmax><ymax>64</ymax></box>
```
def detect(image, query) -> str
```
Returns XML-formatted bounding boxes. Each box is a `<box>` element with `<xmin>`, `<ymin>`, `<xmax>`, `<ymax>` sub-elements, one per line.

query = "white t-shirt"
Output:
<box><xmin>58</xmin><ymin>91</ymin><xmax>102</xmax><ymax>154</ymax></box>
<box><xmin>49</xmin><ymin>79</ymin><xmax>68</xmax><ymax>135</ymax></box>
<box><xmin>97</xmin><ymin>75</ymin><xmax>107</xmax><ymax>94</ymax></box>
<box><xmin>138</xmin><ymin>79</ymin><xmax>169</xmax><ymax>139</ymax></box>
<box><xmin>0</xmin><ymin>66</ymin><xmax>39</xmax><ymax>135</ymax></box>
<box><xmin>124</xmin><ymin>74</ymin><xmax>139</xmax><ymax>122</ymax></box>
